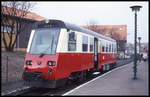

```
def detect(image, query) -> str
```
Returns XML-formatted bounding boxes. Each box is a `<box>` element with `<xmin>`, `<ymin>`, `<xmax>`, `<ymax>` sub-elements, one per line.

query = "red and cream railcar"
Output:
<box><xmin>23</xmin><ymin>19</ymin><xmax>117</xmax><ymax>88</ymax></box>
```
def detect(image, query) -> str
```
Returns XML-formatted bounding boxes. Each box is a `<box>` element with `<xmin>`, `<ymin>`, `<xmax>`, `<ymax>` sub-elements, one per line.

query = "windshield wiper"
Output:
<box><xmin>39</xmin><ymin>46</ymin><xmax>50</xmax><ymax>58</ymax></box>
<box><xmin>39</xmin><ymin>36</ymin><xmax>54</xmax><ymax>58</ymax></box>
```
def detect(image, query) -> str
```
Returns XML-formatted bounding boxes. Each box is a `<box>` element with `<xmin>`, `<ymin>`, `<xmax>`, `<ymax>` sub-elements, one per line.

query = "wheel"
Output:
<box><xmin>66</xmin><ymin>78</ymin><xmax>72</xmax><ymax>85</ymax></box>
<box><xmin>106</xmin><ymin>64</ymin><xmax>110</xmax><ymax>71</ymax></box>
<box><xmin>86</xmin><ymin>69</ymin><xmax>93</xmax><ymax>78</ymax></box>
<box><xmin>102</xmin><ymin>65</ymin><xmax>106</xmax><ymax>72</ymax></box>
<box><xmin>78</xmin><ymin>71</ymin><xmax>86</xmax><ymax>83</ymax></box>
<box><xmin>109</xmin><ymin>63</ymin><xmax>113</xmax><ymax>70</ymax></box>
<box><xmin>113</xmin><ymin>62</ymin><xmax>117</xmax><ymax>68</ymax></box>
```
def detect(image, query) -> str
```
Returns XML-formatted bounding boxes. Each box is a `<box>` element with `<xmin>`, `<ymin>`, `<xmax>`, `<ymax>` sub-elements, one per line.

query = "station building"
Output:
<box><xmin>1</xmin><ymin>6</ymin><xmax>47</xmax><ymax>51</ymax></box>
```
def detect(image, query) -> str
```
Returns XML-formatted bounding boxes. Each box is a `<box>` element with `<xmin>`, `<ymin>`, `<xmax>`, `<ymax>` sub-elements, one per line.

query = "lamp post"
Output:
<box><xmin>138</xmin><ymin>37</ymin><xmax>141</xmax><ymax>54</ymax></box>
<box><xmin>130</xmin><ymin>5</ymin><xmax>142</xmax><ymax>80</ymax></box>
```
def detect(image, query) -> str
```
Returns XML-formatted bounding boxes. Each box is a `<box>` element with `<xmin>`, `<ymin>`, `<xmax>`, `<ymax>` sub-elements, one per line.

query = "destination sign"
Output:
<box><xmin>38</xmin><ymin>24</ymin><xmax>57</xmax><ymax>28</ymax></box>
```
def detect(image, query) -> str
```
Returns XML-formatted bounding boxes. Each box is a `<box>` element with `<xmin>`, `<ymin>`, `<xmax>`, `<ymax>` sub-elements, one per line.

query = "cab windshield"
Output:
<box><xmin>29</xmin><ymin>28</ymin><xmax>60</xmax><ymax>55</ymax></box>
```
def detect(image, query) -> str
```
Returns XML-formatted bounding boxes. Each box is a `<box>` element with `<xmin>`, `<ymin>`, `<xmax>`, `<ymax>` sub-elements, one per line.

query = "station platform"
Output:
<box><xmin>63</xmin><ymin>61</ymin><xmax>149</xmax><ymax>96</ymax></box>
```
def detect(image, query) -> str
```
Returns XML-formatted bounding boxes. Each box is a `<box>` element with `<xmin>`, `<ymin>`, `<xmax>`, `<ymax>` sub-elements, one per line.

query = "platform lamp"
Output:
<box><xmin>130</xmin><ymin>5</ymin><xmax>142</xmax><ymax>80</ymax></box>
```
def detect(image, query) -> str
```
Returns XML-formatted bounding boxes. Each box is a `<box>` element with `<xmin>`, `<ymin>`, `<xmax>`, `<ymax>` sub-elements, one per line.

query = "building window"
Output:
<box><xmin>68</xmin><ymin>32</ymin><xmax>77</xmax><ymax>51</ymax></box>
<box><xmin>82</xmin><ymin>35</ymin><xmax>88</xmax><ymax>52</ymax></box>
<box><xmin>1</xmin><ymin>25</ymin><xmax>14</xmax><ymax>33</ymax></box>
<box><xmin>90</xmin><ymin>37</ymin><xmax>94</xmax><ymax>52</ymax></box>
<box><xmin>119</xmin><ymin>28</ymin><xmax>123</xmax><ymax>31</ymax></box>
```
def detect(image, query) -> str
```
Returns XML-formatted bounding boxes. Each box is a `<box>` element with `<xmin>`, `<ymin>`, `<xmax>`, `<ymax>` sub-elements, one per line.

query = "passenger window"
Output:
<box><xmin>99</xmin><ymin>40</ymin><xmax>101</xmax><ymax>52</ymax></box>
<box><xmin>90</xmin><ymin>37</ymin><xmax>94</xmax><ymax>52</ymax></box>
<box><xmin>112</xmin><ymin>44</ymin><xmax>113</xmax><ymax>52</ymax></box>
<box><xmin>68</xmin><ymin>32</ymin><xmax>77</xmax><ymax>51</ymax></box>
<box><xmin>102</xmin><ymin>41</ymin><xmax>105</xmax><ymax>52</ymax></box>
<box><xmin>82</xmin><ymin>35</ymin><xmax>88</xmax><ymax>52</ymax></box>
<box><xmin>114</xmin><ymin>44</ymin><xmax>116</xmax><ymax>52</ymax></box>
<box><xmin>109</xmin><ymin>43</ymin><xmax>111</xmax><ymax>52</ymax></box>
<box><xmin>106</xmin><ymin>42</ymin><xmax>108</xmax><ymax>52</ymax></box>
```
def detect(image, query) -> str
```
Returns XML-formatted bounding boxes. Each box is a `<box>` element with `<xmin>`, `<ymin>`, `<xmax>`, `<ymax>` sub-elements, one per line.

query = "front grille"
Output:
<box><xmin>23</xmin><ymin>72</ymin><xmax>43</xmax><ymax>81</ymax></box>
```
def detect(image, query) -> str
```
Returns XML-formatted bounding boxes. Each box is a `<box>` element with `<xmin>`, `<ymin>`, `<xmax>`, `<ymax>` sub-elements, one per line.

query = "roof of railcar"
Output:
<box><xmin>32</xmin><ymin>19</ymin><xmax>116</xmax><ymax>42</ymax></box>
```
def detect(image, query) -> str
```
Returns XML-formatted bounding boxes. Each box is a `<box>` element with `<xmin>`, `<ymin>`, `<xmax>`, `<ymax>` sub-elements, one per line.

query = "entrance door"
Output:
<box><xmin>94</xmin><ymin>38</ymin><xmax>98</xmax><ymax>70</ymax></box>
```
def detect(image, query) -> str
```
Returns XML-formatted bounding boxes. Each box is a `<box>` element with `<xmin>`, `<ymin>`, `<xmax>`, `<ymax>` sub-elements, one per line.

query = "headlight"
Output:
<box><xmin>26</xmin><ymin>60</ymin><xmax>32</xmax><ymax>65</ymax></box>
<box><xmin>48</xmin><ymin>61</ymin><xmax>56</xmax><ymax>66</ymax></box>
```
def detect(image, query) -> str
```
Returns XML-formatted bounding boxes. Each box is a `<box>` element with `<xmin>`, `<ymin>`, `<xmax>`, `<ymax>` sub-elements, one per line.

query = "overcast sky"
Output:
<box><xmin>31</xmin><ymin>1</ymin><xmax>149</xmax><ymax>44</ymax></box>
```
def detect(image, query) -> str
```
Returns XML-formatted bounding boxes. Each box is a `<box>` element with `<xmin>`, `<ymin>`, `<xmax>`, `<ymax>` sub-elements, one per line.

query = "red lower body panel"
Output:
<box><xmin>24</xmin><ymin>52</ymin><xmax>116</xmax><ymax>80</ymax></box>
<box><xmin>55</xmin><ymin>53</ymin><xmax>116</xmax><ymax>80</ymax></box>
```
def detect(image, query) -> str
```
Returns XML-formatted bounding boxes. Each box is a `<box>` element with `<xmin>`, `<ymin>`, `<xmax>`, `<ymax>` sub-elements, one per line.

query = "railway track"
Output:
<box><xmin>6</xmin><ymin>59</ymin><xmax>133</xmax><ymax>96</ymax></box>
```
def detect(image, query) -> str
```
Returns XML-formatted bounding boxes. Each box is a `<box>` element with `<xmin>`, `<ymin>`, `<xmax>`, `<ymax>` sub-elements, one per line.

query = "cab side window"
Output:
<box><xmin>68</xmin><ymin>32</ymin><xmax>77</xmax><ymax>51</ymax></box>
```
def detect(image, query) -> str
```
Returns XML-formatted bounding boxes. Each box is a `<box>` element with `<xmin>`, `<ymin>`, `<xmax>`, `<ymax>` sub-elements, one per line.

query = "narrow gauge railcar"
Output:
<box><xmin>23</xmin><ymin>19</ymin><xmax>117</xmax><ymax>88</ymax></box>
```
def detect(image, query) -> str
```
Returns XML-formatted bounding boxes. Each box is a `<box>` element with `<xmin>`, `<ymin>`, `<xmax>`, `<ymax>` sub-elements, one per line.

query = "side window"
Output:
<box><xmin>82</xmin><ymin>35</ymin><xmax>88</xmax><ymax>52</ymax></box>
<box><xmin>113</xmin><ymin>44</ymin><xmax>115</xmax><ymax>52</ymax></box>
<box><xmin>112</xmin><ymin>44</ymin><xmax>113</xmax><ymax>53</ymax></box>
<box><xmin>99</xmin><ymin>40</ymin><xmax>101</xmax><ymax>52</ymax></box>
<box><xmin>90</xmin><ymin>37</ymin><xmax>94</xmax><ymax>52</ymax></box>
<box><xmin>68</xmin><ymin>31</ymin><xmax>77</xmax><ymax>51</ymax></box>
<box><xmin>102</xmin><ymin>41</ymin><xmax>105</xmax><ymax>52</ymax></box>
<box><xmin>106</xmin><ymin>42</ymin><xmax>108</xmax><ymax>52</ymax></box>
<box><xmin>109</xmin><ymin>43</ymin><xmax>111</xmax><ymax>52</ymax></box>
<box><xmin>113</xmin><ymin>43</ymin><xmax>116</xmax><ymax>52</ymax></box>
<box><xmin>114</xmin><ymin>43</ymin><xmax>117</xmax><ymax>52</ymax></box>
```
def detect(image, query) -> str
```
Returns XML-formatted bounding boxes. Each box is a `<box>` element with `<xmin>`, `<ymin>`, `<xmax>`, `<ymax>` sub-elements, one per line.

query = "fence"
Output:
<box><xmin>1</xmin><ymin>51</ymin><xmax>26</xmax><ymax>84</ymax></box>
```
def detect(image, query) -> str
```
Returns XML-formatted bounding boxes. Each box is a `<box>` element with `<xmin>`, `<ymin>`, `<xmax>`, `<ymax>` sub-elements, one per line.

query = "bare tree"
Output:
<box><xmin>86</xmin><ymin>19</ymin><xmax>109</xmax><ymax>35</ymax></box>
<box><xmin>108</xmin><ymin>28</ymin><xmax>121</xmax><ymax>40</ymax></box>
<box><xmin>98</xmin><ymin>28</ymin><xmax>107</xmax><ymax>35</ymax></box>
<box><xmin>86</xmin><ymin>20</ymin><xmax>121</xmax><ymax>41</ymax></box>
<box><xmin>1</xmin><ymin>1</ymin><xmax>35</xmax><ymax>52</ymax></box>
<box><xmin>86</xmin><ymin>19</ymin><xmax>100</xmax><ymax>33</ymax></box>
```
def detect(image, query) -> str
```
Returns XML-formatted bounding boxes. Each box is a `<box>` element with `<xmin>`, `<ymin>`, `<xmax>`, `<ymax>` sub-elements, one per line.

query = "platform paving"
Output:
<box><xmin>63</xmin><ymin>61</ymin><xmax>149</xmax><ymax>96</ymax></box>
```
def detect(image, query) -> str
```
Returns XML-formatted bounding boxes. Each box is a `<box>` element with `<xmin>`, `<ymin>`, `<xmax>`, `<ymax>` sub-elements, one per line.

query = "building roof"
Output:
<box><xmin>83</xmin><ymin>25</ymin><xmax>127</xmax><ymax>41</ymax></box>
<box><xmin>2</xmin><ymin>6</ymin><xmax>47</xmax><ymax>21</ymax></box>
<box><xmin>25</xmin><ymin>12</ymin><xmax>47</xmax><ymax>21</ymax></box>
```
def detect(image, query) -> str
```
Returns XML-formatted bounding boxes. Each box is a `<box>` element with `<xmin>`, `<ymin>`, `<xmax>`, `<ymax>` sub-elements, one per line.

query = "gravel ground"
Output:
<box><xmin>1</xmin><ymin>51</ymin><xmax>26</xmax><ymax>84</ymax></box>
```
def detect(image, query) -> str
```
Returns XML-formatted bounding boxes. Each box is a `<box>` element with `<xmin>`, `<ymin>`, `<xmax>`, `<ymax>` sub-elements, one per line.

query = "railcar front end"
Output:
<box><xmin>23</xmin><ymin>27</ymin><xmax>69</xmax><ymax>88</ymax></box>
